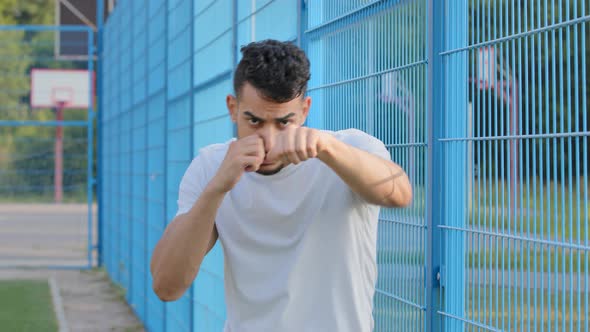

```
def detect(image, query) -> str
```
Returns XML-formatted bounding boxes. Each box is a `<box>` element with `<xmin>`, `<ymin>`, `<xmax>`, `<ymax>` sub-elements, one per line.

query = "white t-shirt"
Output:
<box><xmin>176</xmin><ymin>129</ymin><xmax>390</xmax><ymax>332</ymax></box>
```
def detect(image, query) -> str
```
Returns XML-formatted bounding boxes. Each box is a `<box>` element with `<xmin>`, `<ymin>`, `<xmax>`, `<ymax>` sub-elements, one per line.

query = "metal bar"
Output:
<box><xmin>236</xmin><ymin>0</ymin><xmax>278</xmax><ymax>25</ymax></box>
<box><xmin>305</xmin><ymin>0</ymin><xmax>390</xmax><ymax>34</ymax></box>
<box><xmin>436</xmin><ymin>311</ymin><xmax>502</xmax><ymax>332</ymax></box>
<box><xmin>563</xmin><ymin>2</ymin><xmax>574</xmax><ymax>331</ymax></box>
<box><xmin>163</xmin><ymin>0</ymin><xmax>169</xmax><ymax>329</ymax></box>
<box><xmin>87</xmin><ymin>29</ymin><xmax>95</xmax><ymax>269</ymax></box>
<box><xmin>439</xmin><ymin>225</ymin><xmax>590</xmax><ymax>251</ymax></box>
<box><xmin>550</xmin><ymin>6</ymin><xmax>560</xmax><ymax>329</ymax></box>
<box><xmin>426</xmin><ymin>0</ymin><xmax>443</xmax><ymax>330</ymax></box>
<box><xmin>296</xmin><ymin>0</ymin><xmax>302</xmax><ymax>47</ymax></box>
<box><xmin>60</xmin><ymin>0</ymin><xmax>98</xmax><ymax>30</ymax></box>
<box><xmin>307</xmin><ymin>60</ymin><xmax>427</xmax><ymax>92</ymax></box>
<box><xmin>0</xmin><ymin>265</ymin><xmax>93</xmax><ymax>270</ymax></box>
<box><xmin>379</xmin><ymin>217</ymin><xmax>427</xmax><ymax>228</ymax></box>
<box><xmin>97</xmin><ymin>0</ymin><xmax>105</xmax><ymax>268</ymax></box>
<box><xmin>374</xmin><ymin>288</ymin><xmax>426</xmax><ymax>311</ymax></box>
<box><xmin>0</xmin><ymin>121</ymin><xmax>89</xmax><ymax>127</ymax></box>
<box><xmin>0</xmin><ymin>24</ymin><xmax>92</xmax><ymax>32</ymax></box>
<box><xmin>194</xmin><ymin>70</ymin><xmax>233</xmax><ymax>94</ymax></box>
<box><xmin>581</xmin><ymin>0</ymin><xmax>589</xmax><ymax>330</ymax></box>
<box><xmin>232</xmin><ymin>0</ymin><xmax>238</xmax><ymax>66</ymax></box>
<box><xmin>194</xmin><ymin>0</ymin><xmax>216</xmax><ymax>21</ymax></box>
<box><xmin>440</xmin><ymin>15</ymin><xmax>590</xmax><ymax>56</ymax></box>
<box><xmin>531</xmin><ymin>2</ymin><xmax>539</xmax><ymax>329</ymax></box>
<box><xmin>440</xmin><ymin>131</ymin><xmax>590</xmax><ymax>142</ymax></box>
<box><xmin>385</xmin><ymin>142</ymin><xmax>428</xmax><ymax>148</ymax></box>
<box><xmin>189</xmin><ymin>0</ymin><xmax>195</xmax><ymax>328</ymax></box>
<box><xmin>141</xmin><ymin>0</ymin><xmax>152</xmax><ymax>324</ymax></box>
<box><xmin>571</xmin><ymin>1</ymin><xmax>582</xmax><ymax>330</ymax></box>
<box><xmin>193</xmin><ymin>27</ymin><xmax>232</xmax><ymax>54</ymax></box>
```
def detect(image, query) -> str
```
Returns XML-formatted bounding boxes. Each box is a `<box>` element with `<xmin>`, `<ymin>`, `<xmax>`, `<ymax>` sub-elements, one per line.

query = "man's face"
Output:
<box><xmin>226</xmin><ymin>83</ymin><xmax>311</xmax><ymax>175</ymax></box>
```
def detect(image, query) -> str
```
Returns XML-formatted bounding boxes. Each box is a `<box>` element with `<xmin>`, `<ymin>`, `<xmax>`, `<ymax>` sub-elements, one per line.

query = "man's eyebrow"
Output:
<box><xmin>243</xmin><ymin>111</ymin><xmax>263</xmax><ymax>121</ymax></box>
<box><xmin>275</xmin><ymin>113</ymin><xmax>296</xmax><ymax>122</ymax></box>
<box><xmin>243</xmin><ymin>111</ymin><xmax>296</xmax><ymax>122</ymax></box>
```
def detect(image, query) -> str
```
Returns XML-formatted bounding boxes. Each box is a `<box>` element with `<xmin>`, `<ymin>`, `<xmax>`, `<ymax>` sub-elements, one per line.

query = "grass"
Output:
<box><xmin>468</xmin><ymin>178</ymin><xmax>589</xmax><ymax>240</ymax></box>
<box><xmin>465</xmin><ymin>286</ymin><xmax>588</xmax><ymax>331</ymax></box>
<box><xmin>0</xmin><ymin>280</ymin><xmax>58</xmax><ymax>332</ymax></box>
<box><xmin>468</xmin><ymin>247</ymin><xmax>589</xmax><ymax>274</ymax></box>
<box><xmin>373</xmin><ymin>286</ymin><xmax>588</xmax><ymax>330</ymax></box>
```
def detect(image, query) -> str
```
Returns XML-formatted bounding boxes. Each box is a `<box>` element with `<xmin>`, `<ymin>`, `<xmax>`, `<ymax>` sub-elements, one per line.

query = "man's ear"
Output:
<box><xmin>300</xmin><ymin>96</ymin><xmax>311</xmax><ymax>125</ymax></box>
<box><xmin>227</xmin><ymin>94</ymin><xmax>238</xmax><ymax>123</ymax></box>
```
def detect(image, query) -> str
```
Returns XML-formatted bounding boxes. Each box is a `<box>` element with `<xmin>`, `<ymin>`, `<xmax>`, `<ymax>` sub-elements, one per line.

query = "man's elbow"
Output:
<box><xmin>152</xmin><ymin>278</ymin><xmax>184</xmax><ymax>302</ymax></box>
<box><xmin>385</xmin><ymin>180</ymin><xmax>413</xmax><ymax>208</ymax></box>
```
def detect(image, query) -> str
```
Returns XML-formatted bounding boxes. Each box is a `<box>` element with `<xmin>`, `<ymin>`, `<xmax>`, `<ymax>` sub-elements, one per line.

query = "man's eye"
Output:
<box><xmin>279</xmin><ymin>120</ymin><xmax>290</xmax><ymax>127</ymax></box>
<box><xmin>248</xmin><ymin>118</ymin><xmax>260</xmax><ymax>125</ymax></box>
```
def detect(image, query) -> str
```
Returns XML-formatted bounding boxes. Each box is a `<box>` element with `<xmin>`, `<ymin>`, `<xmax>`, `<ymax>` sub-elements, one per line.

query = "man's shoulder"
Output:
<box><xmin>190</xmin><ymin>140</ymin><xmax>233</xmax><ymax>172</ymax></box>
<box><xmin>327</xmin><ymin>128</ymin><xmax>382</xmax><ymax>145</ymax></box>
<box><xmin>197</xmin><ymin>140</ymin><xmax>233</xmax><ymax>159</ymax></box>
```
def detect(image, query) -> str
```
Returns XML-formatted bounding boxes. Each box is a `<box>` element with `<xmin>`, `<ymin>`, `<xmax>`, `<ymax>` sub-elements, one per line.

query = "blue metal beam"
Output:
<box><xmin>0</xmin><ymin>121</ymin><xmax>89</xmax><ymax>127</ymax></box>
<box><xmin>0</xmin><ymin>25</ymin><xmax>92</xmax><ymax>32</ymax></box>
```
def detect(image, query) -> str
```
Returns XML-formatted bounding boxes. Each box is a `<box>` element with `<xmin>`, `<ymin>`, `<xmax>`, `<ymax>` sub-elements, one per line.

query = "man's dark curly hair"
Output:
<box><xmin>234</xmin><ymin>39</ymin><xmax>311</xmax><ymax>103</ymax></box>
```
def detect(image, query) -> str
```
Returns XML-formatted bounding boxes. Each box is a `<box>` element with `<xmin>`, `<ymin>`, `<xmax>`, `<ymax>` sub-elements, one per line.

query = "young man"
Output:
<box><xmin>150</xmin><ymin>39</ymin><xmax>412</xmax><ymax>332</ymax></box>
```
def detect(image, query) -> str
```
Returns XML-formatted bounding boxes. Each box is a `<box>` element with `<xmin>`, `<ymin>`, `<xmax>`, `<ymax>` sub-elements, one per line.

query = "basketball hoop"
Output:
<box><xmin>51</xmin><ymin>87</ymin><xmax>74</xmax><ymax>109</ymax></box>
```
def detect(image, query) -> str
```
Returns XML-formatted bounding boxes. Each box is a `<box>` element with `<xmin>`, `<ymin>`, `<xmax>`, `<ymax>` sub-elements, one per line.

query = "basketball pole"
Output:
<box><xmin>55</xmin><ymin>102</ymin><xmax>64</xmax><ymax>204</ymax></box>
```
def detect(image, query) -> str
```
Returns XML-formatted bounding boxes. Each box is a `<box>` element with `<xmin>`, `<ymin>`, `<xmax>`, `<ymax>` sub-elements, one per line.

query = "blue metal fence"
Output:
<box><xmin>100</xmin><ymin>0</ymin><xmax>589</xmax><ymax>331</ymax></box>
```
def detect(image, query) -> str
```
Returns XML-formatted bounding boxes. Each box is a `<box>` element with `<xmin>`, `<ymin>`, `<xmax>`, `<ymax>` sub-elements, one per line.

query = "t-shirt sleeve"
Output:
<box><xmin>335</xmin><ymin>128</ymin><xmax>391</xmax><ymax>161</ymax></box>
<box><xmin>175</xmin><ymin>155</ymin><xmax>209</xmax><ymax>217</ymax></box>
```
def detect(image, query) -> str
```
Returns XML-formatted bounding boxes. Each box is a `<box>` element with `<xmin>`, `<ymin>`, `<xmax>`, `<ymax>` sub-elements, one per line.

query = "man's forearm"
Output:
<box><xmin>150</xmin><ymin>184</ymin><xmax>224</xmax><ymax>301</ymax></box>
<box><xmin>318</xmin><ymin>137</ymin><xmax>412</xmax><ymax>207</ymax></box>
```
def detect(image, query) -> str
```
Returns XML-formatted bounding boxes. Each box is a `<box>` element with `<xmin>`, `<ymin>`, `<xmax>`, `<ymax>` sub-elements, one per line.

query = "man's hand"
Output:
<box><xmin>266</xmin><ymin>127</ymin><xmax>332</xmax><ymax>165</ymax></box>
<box><xmin>209</xmin><ymin>135</ymin><xmax>265</xmax><ymax>193</ymax></box>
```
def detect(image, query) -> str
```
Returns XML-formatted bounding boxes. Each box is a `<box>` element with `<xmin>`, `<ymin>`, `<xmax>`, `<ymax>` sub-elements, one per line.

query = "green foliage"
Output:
<box><xmin>0</xmin><ymin>0</ymin><xmax>92</xmax><ymax>202</ymax></box>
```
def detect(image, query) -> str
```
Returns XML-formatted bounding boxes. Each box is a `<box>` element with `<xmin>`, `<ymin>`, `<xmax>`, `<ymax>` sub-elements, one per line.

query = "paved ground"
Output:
<box><xmin>0</xmin><ymin>268</ymin><xmax>144</xmax><ymax>332</ymax></box>
<box><xmin>0</xmin><ymin>204</ymin><xmax>143</xmax><ymax>331</ymax></box>
<box><xmin>0</xmin><ymin>204</ymin><xmax>97</xmax><ymax>267</ymax></box>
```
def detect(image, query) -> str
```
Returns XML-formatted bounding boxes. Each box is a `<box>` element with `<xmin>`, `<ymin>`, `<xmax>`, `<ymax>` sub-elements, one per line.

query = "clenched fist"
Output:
<box><xmin>266</xmin><ymin>126</ymin><xmax>331</xmax><ymax>166</ymax></box>
<box><xmin>209</xmin><ymin>135</ymin><xmax>265</xmax><ymax>193</ymax></box>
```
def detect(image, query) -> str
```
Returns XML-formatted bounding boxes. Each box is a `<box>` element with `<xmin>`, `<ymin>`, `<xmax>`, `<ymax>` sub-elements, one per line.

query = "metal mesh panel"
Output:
<box><xmin>304</xmin><ymin>0</ymin><xmax>428</xmax><ymax>330</ymax></box>
<box><xmin>439</xmin><ymin>1</ymin><xmax>589</xmax><ymax>330</ymax></box>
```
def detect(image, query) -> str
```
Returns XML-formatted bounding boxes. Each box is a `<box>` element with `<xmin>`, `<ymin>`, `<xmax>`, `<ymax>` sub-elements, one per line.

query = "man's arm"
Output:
<box><xmin>267</xmin><ymin>127</ymin><xmax>412</xmax><ymax>207</ymax></box>
<box><xmin>317</xmin><ymin>135</ymin><xmax>412</xmax><ymax>207</ymax></box>
<box><xmin>150</xmin><ymin>135</ymin><xmax>265</xmax><ymax>302</ymax></box>
<box><xmin>149</xmin><ymin>186</ymin><xmax>222</xmax><ymax>302</ymax></box>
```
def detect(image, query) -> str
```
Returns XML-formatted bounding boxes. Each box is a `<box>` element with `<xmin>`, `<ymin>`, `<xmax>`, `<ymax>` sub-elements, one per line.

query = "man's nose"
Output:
<box><xmin>257</xmin><ymin>128</ymin><xmax>275</xmax><ymax>154</ymax></box>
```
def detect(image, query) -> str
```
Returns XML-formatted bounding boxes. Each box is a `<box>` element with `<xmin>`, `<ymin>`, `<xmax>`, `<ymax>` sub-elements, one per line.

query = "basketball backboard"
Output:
<box><xmin>30</xmin><ymin>69</ymin><xmax>94</xmax><ymax>109</ymax></box>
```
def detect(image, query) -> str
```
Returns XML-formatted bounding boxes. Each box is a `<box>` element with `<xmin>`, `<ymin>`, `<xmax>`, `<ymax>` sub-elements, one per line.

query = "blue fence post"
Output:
<box><xmin>163</xmin><ymin>0</ymin><xmax>169</xmax><ymax>330</ymax></box>
<box><xmin>443</xmin><ymin>0</ymin><xmax>468</xmax><ymax>330</ymax></box>
<box><xmin>128</xmin><ymin>0</ymin><xmax>135</xmax><ymax>306</ymax></box>
<box><xmin>189</xmin><ymin>0</ymin><xmax>195</xmax><ymax>330</ymax></box>
<box><xmin>142</xmin><ymin>0</ymin><xmax>149</xmax><ymax>326</ymax></box>
<box><xmin>426</xmin><ymin>0</ymin><xmax>445</xmax><ymax>330</ymax></box>
<box><xmin>87</xmin><ymin>28</ymin><xmax>95</xmax><ymax>269</ymax></box>
<box><xmin>97</xmin><ymin>0</ymin><xmax>104</xmax><ymax>269</ymax></box>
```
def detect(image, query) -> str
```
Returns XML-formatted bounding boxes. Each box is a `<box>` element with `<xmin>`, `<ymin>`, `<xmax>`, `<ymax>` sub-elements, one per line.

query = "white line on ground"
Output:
<box><xmin>49</xmin><ymin>277</ymin><xmax>69</xmax><ymax>332</ymax></box>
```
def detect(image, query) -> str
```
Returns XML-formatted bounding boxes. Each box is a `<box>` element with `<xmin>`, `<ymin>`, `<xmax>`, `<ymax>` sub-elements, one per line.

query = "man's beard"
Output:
<box><xmin>256</xmin><ymin>163</ymin><xmax>284</xmax><ymax>176</ymax></box>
